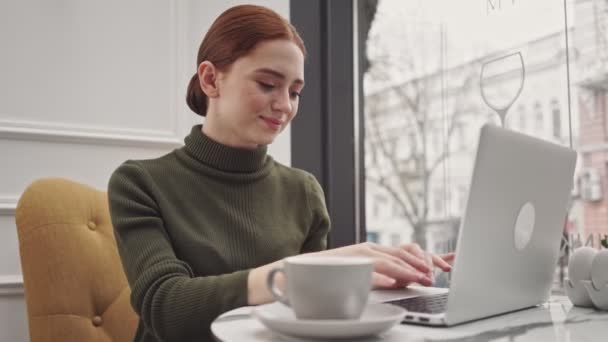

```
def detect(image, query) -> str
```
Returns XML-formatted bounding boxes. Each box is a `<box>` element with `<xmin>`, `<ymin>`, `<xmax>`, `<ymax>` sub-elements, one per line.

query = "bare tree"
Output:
<box><xmin>364</xmin><ymin>50</ymin><xmax>478</xmax><ymax>250</ymax></box>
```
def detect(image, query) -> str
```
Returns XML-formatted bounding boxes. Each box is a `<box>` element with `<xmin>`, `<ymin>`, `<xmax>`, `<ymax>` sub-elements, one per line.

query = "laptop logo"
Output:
<box><xmin>514</xmin><ymin>202</ymin><xmax>535</xmax><ymax>250</ymax></box>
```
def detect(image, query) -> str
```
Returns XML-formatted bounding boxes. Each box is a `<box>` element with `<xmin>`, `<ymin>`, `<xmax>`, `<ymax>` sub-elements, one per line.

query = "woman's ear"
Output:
<box><xmin>198</xmin><ymin>61</ymin><xmax>219</xmax><ymax>98</ymax></box>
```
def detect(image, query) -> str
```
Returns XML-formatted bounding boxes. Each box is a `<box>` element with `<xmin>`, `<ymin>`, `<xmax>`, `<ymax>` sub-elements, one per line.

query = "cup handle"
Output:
<box><xmin>267</xmin><ymin>268</ymin><xmax>290</xmax><ymax>306</ymax></box>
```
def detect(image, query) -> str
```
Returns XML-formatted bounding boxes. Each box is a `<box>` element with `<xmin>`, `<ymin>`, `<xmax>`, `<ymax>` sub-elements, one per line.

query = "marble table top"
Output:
<box><xmin>211</xmin><ymin>287</ymin><xmax>608</xmax><ymax>341</ymax></box>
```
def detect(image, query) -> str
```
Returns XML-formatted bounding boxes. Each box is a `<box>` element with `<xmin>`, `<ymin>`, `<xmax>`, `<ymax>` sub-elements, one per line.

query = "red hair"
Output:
<box><xmin>186</xmin><ymin>5</ymin><xmax>306</xmax><ymax>116</ymax></box>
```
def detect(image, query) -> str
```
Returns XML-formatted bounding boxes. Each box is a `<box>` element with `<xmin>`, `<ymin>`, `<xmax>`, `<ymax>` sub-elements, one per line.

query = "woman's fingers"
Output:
<box><xmin>367</xmin><ymin>249</ymin><xmax>420</xmax><ymax>275</ymax></box>
<box><xmin>368</xmin><ymin>243</ymin><xmax>431</xmax><ymax>274</ymax></box>
<box><xmin>364</xmin><ymin>244</ymin><xmax>433</xmax><ymax>287</ymax></box>
<box><xmin>432</xmin><ymin>253</ymin><xmax>453</xmax><ymax>272</ymax></box>
<box><xmin>321</xmin><ymin>242</ymin><xmax>453</xmax><ymax>288</ymax></box>
<box><xmin>372</xmin><ymin>258</ymin><xmax>433</xmax><ymax>286</ymax></box>
<box><xmin>372</xmin><ymin>272</ymin><xmax>397</xmax><ymax>289</ymax></box>
<box><xmin>402</xmin><ymin>243</ymin><xmax>427</xmax><ymax>260</ymax></box>
<box><xmin>440</xmin><ymin>252</ymin><xmax>456</xmax><ymax>264</ymax></box>
<box><xmin>402</xmin><ymin>243</ymin><xmax>456</xmax><ymax>272</ymax></box>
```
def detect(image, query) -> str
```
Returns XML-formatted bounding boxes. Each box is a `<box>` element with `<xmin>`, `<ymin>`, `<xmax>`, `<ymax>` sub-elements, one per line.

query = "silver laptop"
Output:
<box><xmin>386</xmin><ymin>123</ymin><xmax>577</xmax><ymax>326</ymax></box>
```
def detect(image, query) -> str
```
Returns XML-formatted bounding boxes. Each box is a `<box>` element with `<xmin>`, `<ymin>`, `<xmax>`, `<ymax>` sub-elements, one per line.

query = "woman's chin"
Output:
<box><xmin>253</xmin><ymin>132</ymin><xmax>280</xmax><ymax>146</ymax></box>
<box><xmin>257</xmin><ymin>136</ymin><xmax>276</xmax><ymax>146</ymax></box>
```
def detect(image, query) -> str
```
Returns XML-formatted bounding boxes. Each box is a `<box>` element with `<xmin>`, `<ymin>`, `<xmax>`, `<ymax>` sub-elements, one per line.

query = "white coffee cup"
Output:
<box><xmin>266</xmin><ymin>255</ymin><xmax>373</xmax><ymax>320</ymax></box>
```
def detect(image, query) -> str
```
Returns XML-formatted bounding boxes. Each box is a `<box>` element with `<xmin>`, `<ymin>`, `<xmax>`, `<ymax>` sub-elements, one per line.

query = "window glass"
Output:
<box><xmin>361</xmin><ymin>0</ymin><xmax>608</xmax><ymax>291</ymax></box>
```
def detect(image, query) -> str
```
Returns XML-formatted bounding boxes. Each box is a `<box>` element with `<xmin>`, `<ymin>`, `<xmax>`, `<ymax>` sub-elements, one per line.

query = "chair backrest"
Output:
<box><xmin>15</xmin><ymin>178</ymin><xmax>138</xmax><ymax>342</ymax></box>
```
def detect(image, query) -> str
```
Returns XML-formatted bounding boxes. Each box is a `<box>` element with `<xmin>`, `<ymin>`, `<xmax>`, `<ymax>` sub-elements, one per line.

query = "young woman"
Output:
<box><xmin>108</xmin><ymin>4</ymin><xmax>453</xmax><ymax>342</ymax></box>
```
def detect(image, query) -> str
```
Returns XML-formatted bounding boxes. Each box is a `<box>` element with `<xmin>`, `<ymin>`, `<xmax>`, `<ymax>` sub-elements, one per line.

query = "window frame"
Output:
<box><xmin>290</xmin><ymin>0</ymin><xmax>367</xmax><ymax>248</ymax></box>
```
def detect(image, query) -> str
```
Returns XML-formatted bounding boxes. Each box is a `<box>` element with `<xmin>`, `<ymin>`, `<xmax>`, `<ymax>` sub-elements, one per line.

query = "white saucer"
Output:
<box><xmin>252</xmin><ymin>302</ymin><xmax>406</xmax><ymax>339</ymax></box>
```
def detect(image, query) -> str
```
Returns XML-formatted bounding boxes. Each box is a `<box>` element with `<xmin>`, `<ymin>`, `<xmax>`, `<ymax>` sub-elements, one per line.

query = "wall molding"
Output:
<box><xmin>0</xmin><ymin>119</ymin><xmax>183</xmax><ymax>149</ymax></box>
<box><xmin>0</xmin><ymin>275</ymin><xmax>23</xmax><ymax>296</ymax></box>
<box><xmin>0</xmin><ymin>3</ymin><xmax>192</xmax><ymax>149</ymax></box>
<box><xmin>0</xmin><ymin>197</ymin><xmax>17</xmax><ymax>216</ymax></box>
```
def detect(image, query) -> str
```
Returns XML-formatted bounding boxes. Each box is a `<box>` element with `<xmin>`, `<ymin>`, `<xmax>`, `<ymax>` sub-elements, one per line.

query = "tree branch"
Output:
<box><xmin>367</xmin><ymin>175</ymin><xmax>417</xmax><ymax>229</ymax></box>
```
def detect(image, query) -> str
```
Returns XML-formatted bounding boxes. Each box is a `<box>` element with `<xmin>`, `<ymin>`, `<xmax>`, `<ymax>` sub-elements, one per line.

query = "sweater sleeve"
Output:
<box><xmin>300</xmin><ymin>173</ymin><xmax>331</xmax><ymax>253</ymax></box>
<box><xmin>108</xmin><ymin>161</ymin><xmax>250</xmax><ymax>341</ymax></box>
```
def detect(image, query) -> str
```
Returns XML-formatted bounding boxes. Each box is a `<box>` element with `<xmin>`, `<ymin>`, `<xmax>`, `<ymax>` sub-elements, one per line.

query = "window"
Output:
<box><xmin>433</xmin><ymin>129</ymin><xmax>441</xmax><ymax>153</ymax></box>
<box><xmin>534</xmin><ymin>101</ymin><xmax>544</xmax><ymax>132</ymax></box>
<box><xmin>390</xmin><ymin>233</ymin><xmax>401</xmax><ymax>247</ymax></box>
<box><xmin>291</xmin><ymin>0</ymin><xmax>607</xmax><ymax>293</ymax></box>
<box><xmin>358</xmin><ymin>0</ymin><xmax>580</xmax><ymax>292</ymax></box>
<box><xmin>434</xmin><ymin>188</ymin><xmax>444</xmax><ymax>216</ymax></box>
<box><xmin>367</xmin><ymin>232</ymin><xmax>380</xmax><ymax>244</ymax></box>
<box><xmin>372</xmin><ymin>200</ymin><xmax>380</xmax><ymax>219</ymax></box>
<box><xmin>458</xmin><ymin>185</ymin><xmax>468</xmax><ymax>211</ymax></box>
<box><xmin>551</xmin><ymin>98</ymin><xmax>562</xmax><ymax>139</ymax></box>
<box><xmin>452</xmin><ymin>121</ymin><xmax>466</xmax><ymax>150</ymax></box>
<box><xmin>375</xmin><ymin>194</ymin><xmax>387</xmax><ymax>218</ymax></box>
<box><xmin>518</xmin><ymin>104</ymin><xmax>527</xmax><ymax>131</ymax></box>
<box><xmin>392</xmin><ymin>202</ymin><xmax>402</xmax><ymax>216</ymax></box>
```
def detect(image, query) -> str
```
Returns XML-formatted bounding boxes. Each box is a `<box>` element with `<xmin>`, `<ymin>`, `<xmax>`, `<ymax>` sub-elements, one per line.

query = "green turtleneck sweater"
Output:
<box><xmin>108</xmin><ymin>125</ymin><xmax>331</xmax><ymax>342</ymax></box>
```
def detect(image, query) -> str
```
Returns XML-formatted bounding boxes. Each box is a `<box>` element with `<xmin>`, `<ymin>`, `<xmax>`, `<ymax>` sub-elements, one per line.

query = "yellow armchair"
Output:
<box><xmin>15</xmin><ymin>178</ymin><xmax>138</xmax><ymax>341</ymax></box>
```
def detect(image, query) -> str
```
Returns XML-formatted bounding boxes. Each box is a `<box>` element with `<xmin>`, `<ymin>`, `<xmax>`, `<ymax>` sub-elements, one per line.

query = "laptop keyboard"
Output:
<box><xmin>387</xmin><ymin>293</ymin><xmax>448</xmax><ymax>314</ymax></box>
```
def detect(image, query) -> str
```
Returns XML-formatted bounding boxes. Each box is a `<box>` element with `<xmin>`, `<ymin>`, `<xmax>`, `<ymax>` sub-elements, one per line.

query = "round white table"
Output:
<box><xmin>211</xmin><ymin>288</ymin><xmax>608</xmax><ymax>342</ymax></box>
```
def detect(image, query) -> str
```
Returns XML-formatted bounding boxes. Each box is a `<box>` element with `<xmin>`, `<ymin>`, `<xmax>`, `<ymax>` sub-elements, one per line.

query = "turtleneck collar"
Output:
<box><xmin>182</xmin><ymin>125</ymin><xmax>268</xmax><ymax>173</ymax></box>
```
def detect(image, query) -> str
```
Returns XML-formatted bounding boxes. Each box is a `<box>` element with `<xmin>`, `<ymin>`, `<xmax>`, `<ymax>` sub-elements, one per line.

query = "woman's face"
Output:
<box><xmin>204</xmin><ymin>39</ymin><xmax>305</xmax><ymax>149</ymax></box>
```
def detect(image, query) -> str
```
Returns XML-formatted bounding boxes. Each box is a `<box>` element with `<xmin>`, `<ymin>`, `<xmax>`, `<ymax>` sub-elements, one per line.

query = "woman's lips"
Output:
<box><xmin>260</xmin><ymin>116</ymin><xmax>283</xmax><ymax>130</ymax></box>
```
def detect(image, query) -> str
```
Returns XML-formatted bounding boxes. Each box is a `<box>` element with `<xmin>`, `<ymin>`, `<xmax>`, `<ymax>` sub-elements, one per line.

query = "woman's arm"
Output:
<box><xmin>247</xmin><ymin>259</ymin><xmax>283</xmax><ymax>305</ymax></box>
<box><xmin>244</xmin><ymin>172</ymin><xmax>454</xmax><ymax>305</ymax></box>
<box><xmin>109</xmin><ymin>162</ymin><xmax>250</xmax><ymax>341</ymax></box>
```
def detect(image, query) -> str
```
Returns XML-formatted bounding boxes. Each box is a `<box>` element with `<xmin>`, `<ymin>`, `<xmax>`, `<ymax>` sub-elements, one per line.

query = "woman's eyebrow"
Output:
<box><xmin>254</xmin><ymin>68</ymin><xmax>304</xmax><ymax>86</ymax></box>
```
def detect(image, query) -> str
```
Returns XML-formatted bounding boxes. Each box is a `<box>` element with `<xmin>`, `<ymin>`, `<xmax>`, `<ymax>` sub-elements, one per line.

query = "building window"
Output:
<box><xmin>392</xmin><ymin>202</ymin><xmax>402</xmax><ymax>216</ymax></box>
<box><xmin>551</xmin><ymin>98</ymin><xmax>561</xmax><ymax>139</ymax></box>
<box><xmin>534</xmin><ymin>101</ymin><xmax>544</xmax><ymax>131</ymax></box>
<box><xmin>367</xmin><ymin>231</ymin><xmax>380</xmax><ymax>243</ymax></box>
<box><xmin>458</xmin><ymin>185</ymin><xmax>468</xmax><ymax>212</ymax></box>
<box><xmin>390</xmin><ymin>233</ymin><xmax>401</xmax><ymax>247</ymax></box>
<box><xmin>434</xmin><ymin>188</ymin><xmax>444</xmax><ymax>215</ymax></box>
<box><xmin>372</xmin><ymin>201</ymin><xmax>379</xmax><ymax>219</ymax></box>
<box><xmin>454</xmin><ymin>121</ymin><xmax>466</xmax><ymax>149</ymax></box>
<box><xmin>518</xmin><ymin>104</ymin><xmax>527</xmax><ymax>131</ymax></box>
<box><xmin>375</xmin><ymin>194</ymin><xmax>387</xmax><ymax>218</ymax></box>
<box><xmin>431</xmin><ymin>127</ymin><xmax>441</xmax><ymax>153</ymax></box>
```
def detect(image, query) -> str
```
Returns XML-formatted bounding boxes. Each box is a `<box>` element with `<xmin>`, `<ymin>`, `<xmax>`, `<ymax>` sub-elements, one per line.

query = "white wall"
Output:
<box><xmin>0</xmin><ymin>1</ymin><xmax>290</xmax><ymax>340</ymax></box>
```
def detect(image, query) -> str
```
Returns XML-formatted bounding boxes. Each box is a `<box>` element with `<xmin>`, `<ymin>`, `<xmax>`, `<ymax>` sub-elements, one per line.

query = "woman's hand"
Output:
<box><xmin>309</xmin><ymin>242</ymin><xmax>454</xmax><ymax>289</ymax></box>
<box><xmin>248</xmin><ymin>242</ymin><xmax>455</xmax><ymax>305</ymax></box>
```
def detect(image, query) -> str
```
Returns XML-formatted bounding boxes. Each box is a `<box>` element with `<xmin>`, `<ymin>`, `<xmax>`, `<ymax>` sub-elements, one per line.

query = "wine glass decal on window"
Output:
<box><xmin>480</xmin><ymin>52</ymin><xmax>526</xmax><ymax>127</ymax></box>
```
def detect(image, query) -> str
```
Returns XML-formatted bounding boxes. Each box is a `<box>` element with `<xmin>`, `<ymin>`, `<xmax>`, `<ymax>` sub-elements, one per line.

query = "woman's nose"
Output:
<box><xmin>272</xmin><ymin>90</ymin><xmax>293</xmax><ymax>113</ymax></box>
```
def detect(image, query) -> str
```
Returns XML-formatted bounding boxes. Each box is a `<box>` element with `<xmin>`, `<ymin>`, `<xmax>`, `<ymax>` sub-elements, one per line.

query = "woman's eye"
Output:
<box><xmin>290</xmin><ymin>91</ymin><xmax>301</xmax><ymax>99</ymax></box>
<box><xmin>257</xmin><ymin>82</ymin><xmax>275</xmax><ymax>91</ymax></box>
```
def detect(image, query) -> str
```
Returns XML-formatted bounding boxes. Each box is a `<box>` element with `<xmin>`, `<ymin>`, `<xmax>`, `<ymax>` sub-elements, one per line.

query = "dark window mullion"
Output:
<box><xmin>290</xmin><ymin>0</ymin><xmax>360</xmax><ymax>248</ymax></box>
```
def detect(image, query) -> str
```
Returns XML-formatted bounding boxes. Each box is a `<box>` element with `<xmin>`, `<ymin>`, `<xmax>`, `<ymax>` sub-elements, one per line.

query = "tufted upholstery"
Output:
<box><xmin>15</xmin><ymin>178</ymin><xmax>138</xmax><ymax>342</ymax></box>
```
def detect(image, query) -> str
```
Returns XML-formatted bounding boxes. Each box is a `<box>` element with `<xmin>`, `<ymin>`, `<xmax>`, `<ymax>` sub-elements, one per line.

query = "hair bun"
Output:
<box><xmin>186</xmin><ymin>73</ymin><xmax>207</xmax><ymax>116</ymax></box>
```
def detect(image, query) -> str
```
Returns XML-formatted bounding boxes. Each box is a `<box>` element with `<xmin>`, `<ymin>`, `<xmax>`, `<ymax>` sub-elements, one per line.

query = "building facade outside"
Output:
<box><xmin>574</xmin><ymin>0</ymin><xmax>608</xmax><ymax>249</ymax></box>
<box><xmin>365</xmin><ymin>31</ymin><xmax>578</xmax><ymax>251</ymax></box>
